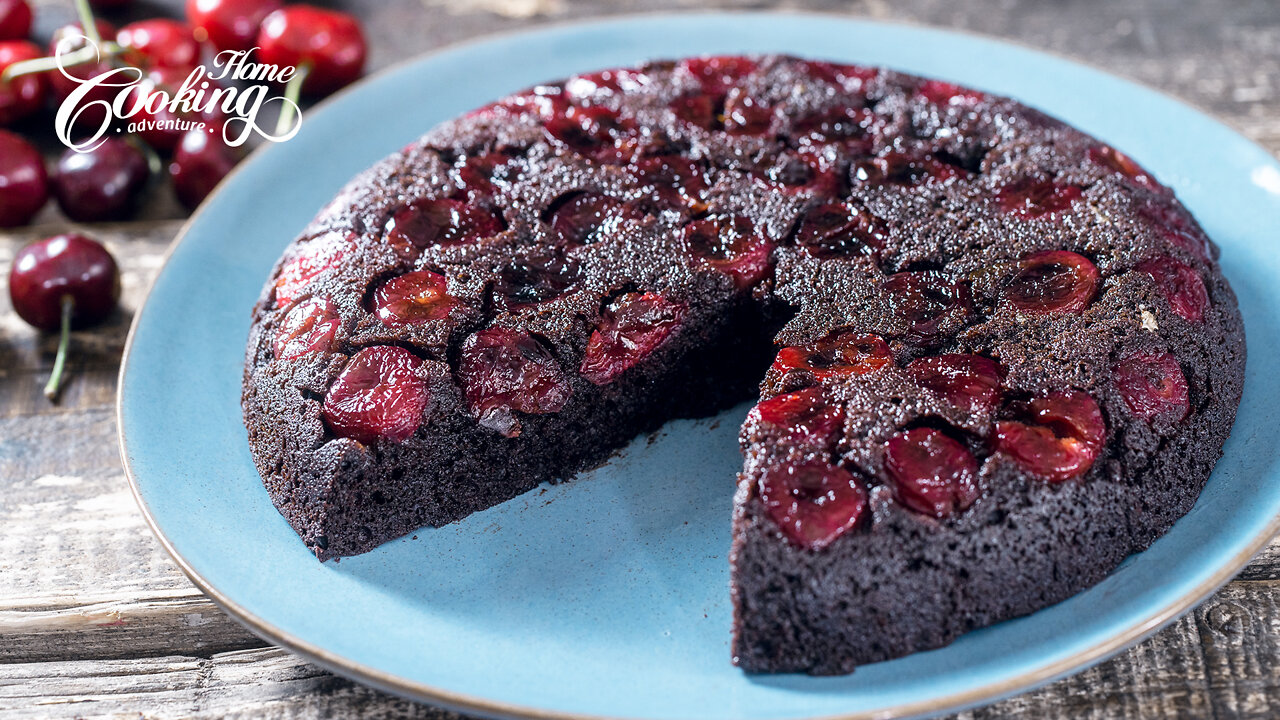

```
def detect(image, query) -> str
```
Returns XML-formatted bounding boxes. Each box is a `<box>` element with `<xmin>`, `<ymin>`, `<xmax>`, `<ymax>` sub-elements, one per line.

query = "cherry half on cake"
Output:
<box><xmin>323</xmin><ymin>346</ymin><xmax>428</xmax><ymax>444</ymax></box>
<box><xmin>275</xmin><ymin>233</ymin><xmax>350</xmax><ymax>307</ymax></box>
<box><xmin>885</xmin><ymin>427</ymin><xmax>980</xmax><ymax>519</ymax></box>
<box><xmin>995</xmin><ymin>390</ymin><xmax>1106</xmax><ymax>482</ymax></box>
<box><xmin>273</xmin><ymin>296</ymin><xmax>340</xmax><ymax>361</ymax></box>
<box><xmin>580</xmin><ymin>292</ymin><xmax>686</xmax><ymax>386</ymax></box>
<box><xmin>882</xmin><ymin>271</ymin><xmax>970</xmax><ymax>342</ymax></box>
<box><xmin>385</xmin><ymin>198</ymin><xmax>504</xmax><ymax>257</ymax></box>
<box><xmin>1003</xmin><ymin>250</ymin><xmax>1099</xmax><ymax>314</ymax></box>
<box><xmin>1137</xmin><ymin>255</ymin><xmax>1209</xmax><ymax>323</ymax></box>
<box><xmin>907</xmin><ymin>354</ymin><xmax>1005</xmax><ymax>417</ymax></box>
<box><xmin>684</xmin><ymin>215</ymin><xmax>774</xmax><ymax>288</ymax></box>
<box><xmin>748</xmin><ymin>387</ymin><xmax>845</xmax><ymax>444</ymax></box>
<box><xmin>459</xmin><ymin>327</ymin><xmax>572</xmax><ymax>438</ymax></box>
<box><xmin>371</xmin><ymin>270</ymin><xmax>458</xmax><ymax>326</ymax></box>
<box><xmin>794</xmin><ymin>201</ymin><xmax>887</xmax><ymax>259</ymax></box>
<box><xmin>996</xmin><ymin>178</ymin><xmax>1084</xmax><ymax>218</ymax></box>
<box><xmin>1112</xmin><ymin>352</ymin><xmax>1190</xmax><ymax>422</ymax></box>
<box><xmin>546</xmin><ymin>192</ymin><xmax>641</xmax><ymax>247</ymax></box>
<box><xmin>760</xmin><ymin>459</ymin><xmax>867</xmax><ymax>550</ymax></box>
<box><xmin>772</xmin><ymin>332</ymin><xmax>892</xmax><ymax>380</ymax></box>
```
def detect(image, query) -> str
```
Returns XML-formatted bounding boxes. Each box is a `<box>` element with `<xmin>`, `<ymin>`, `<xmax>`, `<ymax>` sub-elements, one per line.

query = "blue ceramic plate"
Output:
<box><xmin>120</xmin><ymin>13</ymin><xmax>1280</xmax><ymax>720</ymax></box>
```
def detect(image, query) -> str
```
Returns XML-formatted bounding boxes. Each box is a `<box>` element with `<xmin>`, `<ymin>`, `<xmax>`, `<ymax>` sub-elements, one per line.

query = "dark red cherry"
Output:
<box><xmin>186</xmin><ymin>0</ymin><xmax>282</xmax><ymax>53</ymax></box>
<box><xmin>452</xmin><ymin>151</ymin><xmax>522</xmax><ymax>202</ymax></box>
<box><xmin>752</xmin><ymin>150</ymin><xmax>841</xmax><ymax>197</ymax></box>
<box><xmin>722</xmin><ymin>87</ymin><xmax>772</xmax><ymax>135</ymax></box>
<box><xmin>273</xmin><ymin>296</ymin><xmax>339</xmax><ymax>360</ymax></box>
<box><xmin>544</xmin><ymin>105</ymin><xmax>638</xmax><ymax>163</ymax></box>
<box><xmin>0</xmin><ymin>129</ymin><xmax>47</xmax><ymax>227</ymax></box>
<box><xmin>1089</xmin><ymin>145</ymin><xmax>1165</xmax><ymax>193</ymax></box>
<box><xmin>681</xmin><ymin>55</ymin><xmax>756</xmax><ymax>94</ymax></box>
<box><xmin>995</xmin><ymin>390</ymin><xmax>1105</xmax><ymax>482</ymax></box>
<box><xmin>882</xmin><ymin>271</ymin><xmax>970</xmax><ymax>341</ymax></box>
<box><xmin>749</xmin><ymin>387</ymin><xmax>845</xmax><ymax>443</ymax></box>
<box><xmin>794</xmin><ymin>105</ymin><xmax>876</xmax><ymax>149</ymax></box>
<box><xmin>669</xmin><ymin>93</ymin><xmax>716</xmax><ymax>129</ymax></box>
<box><xmin>1138</xmin><ymin>201</ymin><xmax>1212</xmax><ymax>262</ymax></box>
<box><xmin>852</xmin><ymin>151</ymin><xmax>965</xmax><ymax>186</ymax></box>
<box><xmin>371</xmin><ymin>270</ymin><xmax>457</xmax><ymax>325</ymax></box>
<box><xmin>1137</xmin><ymin>256</ymin><xmax>1208</xmax><ymax>323</ymax></box>
<box><xmin>0</xmin><ymin>40</ymin><xmax>46</xmax><ymax>125</ymax></box>
<box><xmin>794</xmin><ymin>201</ymin><xmax>887</xmax><ymax>259</ymax></box>
<box><xmin>1112</xmin><ymin>352</ymin><xmax>1189</xmax><ymax>422</ymax></box>
<box><xmin>801</xmin><ymin>60</ymin><xmax>878</xmax><ymax>92</ymax></box>
<box><xmin>117</xmin><ymin>19</ymin><xmax>200</xmax><ymax>70</ymax></box>
<box><xmin>274</xmin><ymin>232</ymin><xmax>349</xmax><ymax>307</ymax></box>
<box><xmin>53</xmin><ymin>137</ymin><xmax>150</xmax><ymax>223</ymax></box>
<box><xmin>996</xmin><ymin>178</ymin><xmax>1083</xmax><ymax>218</ymax></box>
<box><xmin>628</xmin><ymin>155</ymin><xmax>708</xmax><ymax>212</ymax></box>
<box><xmin>772</xmin><ymin>332</ymin><xmax>892</xmax><ymax>379</ymax></box>
<box><xmin>546</xmin><ymin>192</ymin><xmax>639</xmax><ymax>247</ymax></box>
<box><xmin>492</xmin><ymin>253</ymin><xmax>579</xmax><ymax>309</ymax></box>
<box><xmin>917</xmin><ymin>79</ymin><xmax>985</xmax><ymax>105</ymax></box>
<box><xmin>322</xmin><ymin>346</ymin><xmax>427</xmax><ymax>444</ymax></box>
<box><xmin>0</xmin><ymin>0</ymin><xmax>32</xmax><ymax>41</ymax></box>
<box><xmin>885</xmin><ymin>427</ymin><xmax>979</xmax><ymax>519</ymax></box>
<box><xmin>1003</xmin><ymin>250</ymin><xmax>1099</xmax><ymax>314</ymax></box>
<box><xmin>385</xmin><ymin>198</ymin><xmax>504</xmax><ymax>257</ymax></box>
<box><xmin>759</xmin><ymin>459</ymin><xmax>866</xmax><ymax>550</ymax></box>
<box><xmin>683</xmin><ymin>215</ymin><xmax>774</xmax><ymax>289</ymax></box>
<box><xmin>907</xmin><ymin>354</ymin><xmax>1005</xmax><ymax>417</ymax></box>
<box><xmin>170</xmin><ymin>128</ymin><xmax>243</xmax><ymax>210</ymax></box>
<box><xmin>9</xmin><ymin>233</ymin><xmax>119</xmax><ymax>330</ymax></box>
<box><xmin>257</xmin><ymin>5</ymin><xmax>366</xmax><ymax>95</ymax></box>
<box><xmin>580</xmin><ymin>292</ymin><xmax>686</xmax><ymax>385</ymax></box>
<box><xmin>459</xmin><ymin>327</ymin><xmax>572</xmax><ymax>437</ymax></box>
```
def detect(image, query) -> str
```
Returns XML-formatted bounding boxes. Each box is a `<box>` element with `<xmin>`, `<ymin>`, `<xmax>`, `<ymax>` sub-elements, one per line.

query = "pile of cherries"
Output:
<box><xmin>259</xmin><ymin>57</ymin><xmax>1213</xmax><ymax>544</ymax></box>
<box><xmin>1</xmin><ymin>0</ymin><xmax>365</xmax><ymax>401</ymax></box>
<box><xmin>0</xmin><ymin>0</ymin><xmax>367</xmax><ymax>225</ymax></box>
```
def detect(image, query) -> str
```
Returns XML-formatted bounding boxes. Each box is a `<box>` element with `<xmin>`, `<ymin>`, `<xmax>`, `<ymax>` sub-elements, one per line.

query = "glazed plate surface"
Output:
<box><xmin>119</xmin><ymin>13</ymin><xmax>1280</xmax><ymax>720</ymax></box>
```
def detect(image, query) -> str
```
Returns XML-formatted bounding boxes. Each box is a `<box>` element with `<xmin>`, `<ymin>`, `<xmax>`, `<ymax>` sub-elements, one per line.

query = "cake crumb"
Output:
<box><xmin>1140</xmin><ymin>308</ymin><xmax>1159</xmax><ymax>331</ymax></box>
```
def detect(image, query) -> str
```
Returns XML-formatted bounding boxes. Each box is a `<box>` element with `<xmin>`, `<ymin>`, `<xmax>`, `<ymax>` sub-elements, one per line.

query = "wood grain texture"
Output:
<box><xmin>1</xmin><ymin>0</ymin><xmax>1278</xmax><ymax>718</ymax></box>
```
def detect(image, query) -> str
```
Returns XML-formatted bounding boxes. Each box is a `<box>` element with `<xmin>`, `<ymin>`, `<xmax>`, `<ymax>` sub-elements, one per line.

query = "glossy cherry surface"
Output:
<box><xmin>257</xmin><ymin>5</ymin><xmax>366</xmax><ymax>95</ymax></box>
<box><xmin>759</xmin><ymin>459</ymin><xmax>866</xmax><ymax>550</ymax></box>
<box><xmin>580</xmin><ymin>292</ymin><xmax>686</xmax><ymax>385</ymax></box>
<box><xmin>371</xmin><ymin>270</ymin><xmax>458</xmax><ymax>325</ymax></box>
<box><xmin>117</xmin><ymin>19</ymin><xmax>200</xmax><ymax>70</ymax></box>
<box><xmin>459</xmin><ymin>327</ymin><xmax>572</xmax><ymax>438</ymax></box>
<box><xmin>0</xmin><ymin>40</ymin><xmax>45</xmax><ymax>125</ymax></box>
<box><xmin>885</xmin><ymin>427</ymin><xmax>979</xmax><ymax>519</ymax></box>
<box><xmin>772</xmin><ymin>332</ymin><xmax>892</xmax><ymax>379</ymax></box>
<box><xmin>0</xmin><ymin>129</ymin><xmax>47</xmax><ymax>227</ymax></box>
<box><xmin>995</xmin><ymin>390</ymin><xmax>1105</xmax><ymax>482</ymax></box>
<box><xmin>683</xmin><ymin>214</ymin><xmax>774</xmax><ymax>288</ymax></box>
<box><xmin>273</xmin><ymin>296</ymin><xmax>340</xmax><ymax>360</ymax></box>
<box><xmin>9</xmin><ymin>233</ymin><xmax>119</xmax><ymax>331</ymax></box>
<box><xmin>170</xmin><ymin>128</ymin><xmax>243</xmax><ymax>210</ymax></box>
<box><xmin>907</xmin><ymin>354</ymin><xmax>1005</xmax><ymax>416</ymax></box>
<box><xmin>1112</xmin><ymin>352</ymin><xmax>1190</xmax><ymax>422</ymax></box>
<box><xmin>1003</xmin><ymin>250</ymin><xmax>1099</xmax><ymax>314</ymax></box>
<box><xmin>53</xmin><ymin>137</ymin><xmax>150</xmax><ymax>222</ymax></box>
<box><xmin>749</xmin><ymin>387</ymin><xmax>845</xmax><ymax>443</ymax></box>
<box><xmin>187</xmin><ymin>0</ymin><xmax>281</xmax><ymax>52</ymax></box>
<box><xmin>0</xmin><ymin>0</ymin><xmax>32</xmax><ymax>42</ymax></box>
<box><xmin>322</xmin><ymin>346</ymin><xmax>427</xmax><ymax>444</ymax></box>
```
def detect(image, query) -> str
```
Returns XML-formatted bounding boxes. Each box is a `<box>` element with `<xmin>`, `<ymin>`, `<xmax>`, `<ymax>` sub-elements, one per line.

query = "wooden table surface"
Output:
<box><xmin>2</xmin><ymin>0</ymin><xmax>1279</xmax><ymax>718</ymax></box>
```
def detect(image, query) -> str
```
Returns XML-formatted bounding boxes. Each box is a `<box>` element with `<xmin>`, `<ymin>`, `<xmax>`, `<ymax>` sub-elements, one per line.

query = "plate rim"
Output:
<box><xmin>116</xmin><ymin>10</ymin><xmax>1280</xmax><ymax>720</ymax></box>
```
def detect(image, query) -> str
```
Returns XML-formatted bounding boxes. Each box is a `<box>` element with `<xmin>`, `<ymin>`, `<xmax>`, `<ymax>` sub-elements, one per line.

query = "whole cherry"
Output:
<box><xmin>8</xmin><ymin>233</ymin><xmax>120</xmax><ymax>400</ymax></box>
<box><xmin>0</xmin><ymin>39</ymin><xmax>45</xmax><ymax>125</ymax></box>
<box><xmin>117</xmin><ymin>19</ymin><xmax>200</xmax><ymax>70</ymax></box>
<box><xmin>256</xmin><ymin>5</ymin><xmax>366</xmax><ymax>96</ymax></box>
<box><xmin>47</xmin><ymin>20</ymin><xmax>122</xmax><ymax>135</ymax></box>
<box><xmin>186</xmin><ymin>0</ymin><xmax>282</xmax><ymax>53</ymax></box>
<box><xmin>169</xmin><ymin>127</ymin><xmax>243</xmax><ymax>210</ymax></box>
<box><xmin>0</xmin><ymin>128</ymin><xmax>47</xmax><ymax>226</ymax></box>
<box><xmin>0</xmin><ymin>0</ymin><xmax>31</xmax><ymax>42</ymax></box>
<box><xmin>53</xmin><ymin>136</ymin><xmax>151</xmax><ymax>222</ymax></box>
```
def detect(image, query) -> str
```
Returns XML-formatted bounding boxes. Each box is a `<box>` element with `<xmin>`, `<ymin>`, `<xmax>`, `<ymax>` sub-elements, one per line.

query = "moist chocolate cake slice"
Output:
<box><xmin>242</xmin><ymin>55</ymin><xmax>1245</xmax><ymax>674</ymax></box>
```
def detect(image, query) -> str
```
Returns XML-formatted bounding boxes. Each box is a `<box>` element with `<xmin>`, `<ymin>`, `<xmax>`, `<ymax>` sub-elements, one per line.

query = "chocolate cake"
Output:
<box><xmin>242</xmin><ymin>55</ymin><xmax>1245</xmax><ymax>674</ymax></box>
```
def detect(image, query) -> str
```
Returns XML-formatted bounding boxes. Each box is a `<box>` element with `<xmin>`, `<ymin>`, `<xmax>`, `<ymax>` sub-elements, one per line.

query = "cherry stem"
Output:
<box><xmin>1</xmin><ymin>43</ymin><xmax>123</xmax><ymax>83</ymax></box>
<box><xmin>43</xmin><ymin>296</ymin><xmax>74</xmax><ymax>402</ymax></box>
<box><xmin>73</xmin><ymin>0</ymin><xmax>101</xmax><ymax>46</ymax></box>
<box><xmin>275</xmin><ymin>63</ymin><xmax>310</xmax><ymax>137</ymax></box>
